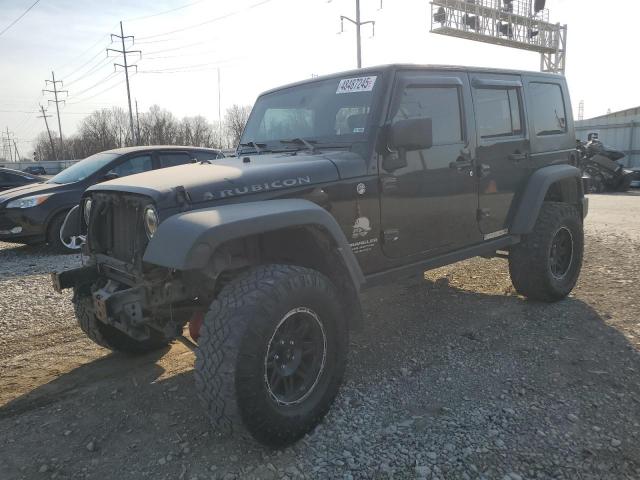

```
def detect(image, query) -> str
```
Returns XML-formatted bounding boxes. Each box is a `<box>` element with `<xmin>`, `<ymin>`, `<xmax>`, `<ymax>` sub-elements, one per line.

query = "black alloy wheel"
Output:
<box><xmin>549</xmin><ymin>227</ymin><xmax>574</xmax><ymax>279</ymax></box>
<box><xmin>265</xmin><ymin>307</ymin><xmax>327</xmax><ymax>406</ymax></box>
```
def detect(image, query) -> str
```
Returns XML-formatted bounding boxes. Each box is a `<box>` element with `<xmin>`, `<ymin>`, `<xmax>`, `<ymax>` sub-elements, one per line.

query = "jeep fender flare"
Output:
<box><xmin>510</xmin><ymin>164</ymin><xmax>585</xmax><ymax>235</ymax></box>
<box><xmin>142</xmin><ymin>198</ymin><xmax>365</xmax><ymax>290</ymax></box>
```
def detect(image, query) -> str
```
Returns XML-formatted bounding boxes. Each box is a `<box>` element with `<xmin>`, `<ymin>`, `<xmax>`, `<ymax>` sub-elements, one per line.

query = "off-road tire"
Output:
<box><xmin>195</xmin><ymin>264</ymin><xmax>348</xmax><ymax>447</ymax></box>
<box><xmin>508</xmin><ymin>202</ymin><xmax>583</xmax><ymax>302</ymax></box>
<box><xmin>73</xmin><ymin>290</ymin><xmax>171</xmax><ymax>354</ymax></box>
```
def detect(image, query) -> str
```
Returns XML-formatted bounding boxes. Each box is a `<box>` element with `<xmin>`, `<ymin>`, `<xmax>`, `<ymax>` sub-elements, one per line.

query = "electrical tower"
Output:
<box><xmin>37</xmin><ymin>105</ymin><xmax>57</xmax><ymax>160</ymax></box>
<box><xmin>337</xmin><ymin>0</ymin><xmax>382</xmax><ymax>68</ymax></box>
<box><xmin>430</xmin><ymin>0</ymin><xmax>567</xmax><ymax>74</ymax></box>
<box><xmin>578</xmin><ymin>100</ymin><xmax>584</xmax><ymax>121</ymax></box>
<box><xmin>42</xmin><ymin>71</ymin><xmax>67</xmax><ymax>155</ymax></box>
<box><xmin>108</xmin><ymin>21</ymin><xmax>141</xmax><ymax>145</ymax></box>
<box><xmin>2</xmin><ymin>127</ymin><xmax>14</xmax><ymax>162</ymax></box>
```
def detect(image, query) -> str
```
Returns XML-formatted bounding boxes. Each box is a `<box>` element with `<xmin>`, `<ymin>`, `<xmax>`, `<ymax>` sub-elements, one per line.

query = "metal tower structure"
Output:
<box><xmin>430</xmin><ymin>0</ymin><xmax>567</xmax><ymax>74</ymax></box>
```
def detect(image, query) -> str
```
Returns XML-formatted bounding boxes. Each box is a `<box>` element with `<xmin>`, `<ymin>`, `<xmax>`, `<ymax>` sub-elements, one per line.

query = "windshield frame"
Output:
<box><xmin>239</xmin><ymin>71</ymin><xmax>386</xmax><ymax>156</ymax></box>
<box><xmin>47</xmin><ymin>152</ymin><xmax>121</xmax><ymax>185</ymax></box>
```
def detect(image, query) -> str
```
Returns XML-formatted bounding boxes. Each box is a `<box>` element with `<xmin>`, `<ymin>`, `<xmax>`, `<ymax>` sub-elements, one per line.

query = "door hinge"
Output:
<box><xmin>383</xmin><ymin>229</ymin><xmax>400</xmax><ymax>243</ymax></box>
<box><xmin>477</xmin><ymin>208</ymin><xmax>491</xmax><ymax>220</ymax></box>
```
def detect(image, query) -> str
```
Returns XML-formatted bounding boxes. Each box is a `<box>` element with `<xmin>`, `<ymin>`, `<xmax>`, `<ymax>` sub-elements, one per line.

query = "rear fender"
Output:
<box><xmin>510</xmin><ymin>164</ymin><xmax>584</xmax><ymax>234</ymax></box>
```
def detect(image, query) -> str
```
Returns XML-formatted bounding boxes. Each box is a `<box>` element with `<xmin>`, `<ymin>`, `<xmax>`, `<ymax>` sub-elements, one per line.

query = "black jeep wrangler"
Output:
<box><xmin>53</xmin><ymin>64</ymin><xmax>587</xmax><ymax>447</ymax></box>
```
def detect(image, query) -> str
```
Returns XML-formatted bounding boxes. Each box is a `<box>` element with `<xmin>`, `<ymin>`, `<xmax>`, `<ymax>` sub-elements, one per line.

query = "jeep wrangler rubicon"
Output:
<box><xmin>53</xmin><ymin>65</ymin><xmax>587</xmax><ymax>447</ymax></box>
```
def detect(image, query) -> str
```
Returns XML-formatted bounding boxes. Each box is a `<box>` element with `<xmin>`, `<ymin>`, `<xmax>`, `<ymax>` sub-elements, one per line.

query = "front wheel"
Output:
<box><xmin>195</xmin><ymin>264</ymin><xmax>348</xmax><ymax>447</ymax></box>
<box><xmin>47</xmin><ymin>211</ymin><xmax>85</xmax><ymax>254</ymax></box>
<box><xmin>508</xmin><ymin>202</ymin><xmax>584</xmax><ymax>302</ymax></box>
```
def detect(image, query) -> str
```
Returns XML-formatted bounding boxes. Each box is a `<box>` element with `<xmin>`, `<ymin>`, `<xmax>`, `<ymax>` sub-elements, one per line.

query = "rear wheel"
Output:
<box><xmin>73</xmin><ymin>290</ymin><xmax>172</xmax><ymax>354</ymax></box>
<box><xmin>195</xmin><ymin>264</ymin><xmax>348</xmax><ymax>447</ymax></box>
<box><xmin>508</xmin><ymin>202</ymin><xmax>583</xmax><ymax>302</ymax></box>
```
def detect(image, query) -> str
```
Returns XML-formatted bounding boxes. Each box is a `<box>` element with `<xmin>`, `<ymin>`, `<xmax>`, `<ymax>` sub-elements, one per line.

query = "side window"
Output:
<box><xmin>0</xmin><ymin>173</ymin><xmax>9</xmax><ymax>183</ymax></box>
<box><xmin>475</xmin><ymin>88</ymin><xmax>523</xmax><ymax>139</ymax></box>
<box><xmin>393</xmin><ymin>86</ymin><xmax>463</xmax><ymax>145</ymax></box>
<box><xmin>158</xmin><ymin>152</ymin><xmax>193</xmax><ymax>168</ymax></box>
<box><xmin>110</xmin><ymin>155</ymin><xmax>152</xmax><ymax>178</ymax></box>
<box><xmin>529</xmin><ymin>82</ymin><xmax>567</xmax><ymax>136</ymax></box>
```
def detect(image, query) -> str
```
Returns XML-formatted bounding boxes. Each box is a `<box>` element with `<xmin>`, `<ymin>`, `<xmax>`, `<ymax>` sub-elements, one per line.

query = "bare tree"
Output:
<box><xmin>224</xmin><ymin>104</ymin><xmax>252</xmax><ymax>147</ymax></box>
<box><xmin>140</xmin><ymin>105</ymin><xmax>180</xmax><ymax>145</ymax></box>
<box><xmin>31</xmin><ymin>103</ymin><xmax>253</xmax><ymax>159</ymax></box>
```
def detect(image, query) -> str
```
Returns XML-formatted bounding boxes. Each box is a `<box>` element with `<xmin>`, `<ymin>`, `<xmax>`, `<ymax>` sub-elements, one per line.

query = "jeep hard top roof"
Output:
<box><xmin>259</xmin><ymin>63</ymin><xmax>564</xmax><ymax>97</ymax></box>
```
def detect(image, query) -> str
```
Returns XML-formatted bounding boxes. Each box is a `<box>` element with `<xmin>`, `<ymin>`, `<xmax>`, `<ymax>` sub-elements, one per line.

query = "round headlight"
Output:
<box><xmin>143</xmin><ymin>206</ymin><xmax>158</xmax><ymax>239</ymax></box>
<box><xmin>83</xmin><ymin>198</ymin><xmax>92</xmax><ymax>225</ymax></box>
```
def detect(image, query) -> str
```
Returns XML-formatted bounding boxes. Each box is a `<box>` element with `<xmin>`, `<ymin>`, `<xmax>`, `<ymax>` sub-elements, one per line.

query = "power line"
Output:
<box><xmin>137</xmin><ymin>0</ymin><xmax>276</xmax><ymax>40</ymax></box>
<box><xmin>0</xmin><ymin>0</ymin><xmax>42</xmax><ymax>38</ymax></box>
<box><xmin>68</xmin><ymin>72</ymin><xmax>118</xmax><ymax>99</ymax></box>
<box><xmin>125</xmin><ymin>0</ymin><xmax>211</xmax><ymax>22</ymax></box>
<box><xmin>64</xmin><ymin>57</ymin><xmax>112</xmax><ymax>88</ymax></box>
<box><xmin>66</xmin><ymin>78</ymin><xmax>125</xmax><ymax>105</ymax></box>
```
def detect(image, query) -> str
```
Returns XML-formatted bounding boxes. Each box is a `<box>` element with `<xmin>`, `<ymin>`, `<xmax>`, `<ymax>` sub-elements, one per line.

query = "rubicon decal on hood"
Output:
<box><xmin>215</xmin><ymin>176</ymin><xmax>312</xmax><ymax>199</ymax></box>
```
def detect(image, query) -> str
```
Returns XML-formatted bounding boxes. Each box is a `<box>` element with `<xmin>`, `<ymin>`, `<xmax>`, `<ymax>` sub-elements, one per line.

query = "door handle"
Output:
<box><xmin>509</xmin><ymin>152</ymin><xmax>528</xmax><ymax>162</ymax></box>
<box><xmin>450</xmin><ymin>157</ymin><xmax>473</xmax><ymax>171</ymax></box>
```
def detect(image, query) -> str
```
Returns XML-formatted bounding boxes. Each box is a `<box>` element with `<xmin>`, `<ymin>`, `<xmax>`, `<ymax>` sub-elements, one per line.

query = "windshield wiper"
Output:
<box><xmin>278</xmin><ymin>138</ymin><xmax>317</xmax><ymax>153</ymax></box>
<box><xmin>238</xmin><ymin>141</ymin><xmax>268</xmax><ymax>154</ymax></box>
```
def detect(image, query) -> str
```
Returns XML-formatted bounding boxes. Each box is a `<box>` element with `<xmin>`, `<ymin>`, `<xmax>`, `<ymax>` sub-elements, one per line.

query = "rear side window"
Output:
<box><xmin>475</xmin><ymin>88</ymin><xmax>523</xmax><ymax>139</ymax></box>
<box><xmin>158</xmin><ymin>152</ymin><xmax>193</xmax><ymax>168</ymax></box>
<box><xmin>110</xmin><ymin>155</ymin><xmax>152</xmax><ymax>178</ymax></box>
<box><xmin>529</xmin><ymin>82</ymin><xmax>567</xmax><ymax>136</ymax></box>
<box><xmin>393</xmin><ymin>86</ymin><xmax>463</xmax><ymax>145</ymax></box>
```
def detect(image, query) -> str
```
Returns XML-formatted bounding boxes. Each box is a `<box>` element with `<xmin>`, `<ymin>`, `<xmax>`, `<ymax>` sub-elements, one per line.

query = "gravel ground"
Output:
<box><xmin>1</xmin><ymin>193</ymin><xmax>639</xmax><ymax>480</ymax></box>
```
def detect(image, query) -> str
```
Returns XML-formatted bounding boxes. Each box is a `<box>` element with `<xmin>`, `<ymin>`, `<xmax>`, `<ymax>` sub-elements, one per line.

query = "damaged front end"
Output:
<box><xmin>51</xmin><ymin>192</ymin><xmax>206</xmax><ymax>342</ymax></box>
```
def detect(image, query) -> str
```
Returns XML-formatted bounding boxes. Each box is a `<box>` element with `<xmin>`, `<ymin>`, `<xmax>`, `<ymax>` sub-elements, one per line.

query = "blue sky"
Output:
<box><xmin>0</xmin><ymin>0</ymin><xmax>638</xmax><ymax>155</ymax></box>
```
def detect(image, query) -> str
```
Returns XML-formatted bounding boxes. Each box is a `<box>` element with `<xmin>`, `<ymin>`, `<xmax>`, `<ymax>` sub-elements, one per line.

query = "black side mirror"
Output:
<box><xmin>381</xmin><ymin>118</ymin><xmax>433</xmax><ymax>171</ymax></box>
<box><xmin>390</xmin><ymin>117</ymin><xmax>433</xmax><ymax>151</ymax></box>
<box><xmin>102</xmin><ymin>172</ymin><xmax>119</xmax><ymax>182</ymax></box>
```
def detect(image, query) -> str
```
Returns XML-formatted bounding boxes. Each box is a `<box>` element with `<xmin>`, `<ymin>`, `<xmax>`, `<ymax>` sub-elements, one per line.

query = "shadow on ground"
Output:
<box><xmin>1</xmin><ymin>277</ymin><xmax>639</xmax><ymax>479</ymax></box>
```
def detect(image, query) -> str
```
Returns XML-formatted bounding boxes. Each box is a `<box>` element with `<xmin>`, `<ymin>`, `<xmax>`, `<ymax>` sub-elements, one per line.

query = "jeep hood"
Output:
<box><xmin>88</xmin><ymin>152</ymin><xmax>356</xmax><ymax>208</ymax></box>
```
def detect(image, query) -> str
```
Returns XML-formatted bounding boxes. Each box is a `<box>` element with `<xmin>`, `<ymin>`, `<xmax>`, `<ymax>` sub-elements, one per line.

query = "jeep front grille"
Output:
<box><xmin>88</xmin><ymin>193</ymin><xmax>150</xmax><ymax>265</ymax></box>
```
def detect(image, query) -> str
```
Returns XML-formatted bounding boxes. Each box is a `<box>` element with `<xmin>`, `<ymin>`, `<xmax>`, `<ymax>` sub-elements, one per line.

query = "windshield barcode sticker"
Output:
<box><xmin>336</xmin><ymin>76</ymin><xmax>377</xmax><ymax>94</ymax></box>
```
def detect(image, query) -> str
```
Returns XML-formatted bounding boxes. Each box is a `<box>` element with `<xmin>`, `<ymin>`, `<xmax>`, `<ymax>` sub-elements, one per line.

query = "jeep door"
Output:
<box><xmin>471</xmin><ymin>74</ymin><xmax>530</xmax><ymax>236</ymax></box>
<box><xmin>379</xmin><ymin>70</ymin><xmax>481</xmax><ymax>258</ymax></box>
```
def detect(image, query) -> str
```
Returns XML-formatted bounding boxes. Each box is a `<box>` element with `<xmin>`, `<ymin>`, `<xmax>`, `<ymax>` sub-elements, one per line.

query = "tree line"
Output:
<box><xmin>33</xmin><ymin>104</ymin><xmax>252</xmax><ymax>161</ymax></box>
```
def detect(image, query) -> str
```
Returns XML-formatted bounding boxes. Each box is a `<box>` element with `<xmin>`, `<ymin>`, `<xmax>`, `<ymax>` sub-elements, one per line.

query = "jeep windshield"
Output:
<box><xmin>239</xmin><ymin>73</ymin><xmax>382</xmax><ymax>154</ymax></box>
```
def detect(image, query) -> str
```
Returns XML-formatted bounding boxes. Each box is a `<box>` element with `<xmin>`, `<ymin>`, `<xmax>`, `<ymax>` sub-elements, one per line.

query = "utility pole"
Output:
<box><xmin>217</xmin><ymin>67</ymin><xmax>223</xmax><ymax>147</ymax></box>
<box><xmin>338</xmin><ymin>0</ymin><xmax>380</xmax><ymax>68</ymax></box>
<box><xmin>2</xmin><ymin>127</ymin><xmax>14</xmax><ymax>162</ymax></box>
<box><xmin>43</xmin><ymin>71</ymin><xmax>67</xmax><ymax>156</ymax></box>
<box><xmin>13</xmin><ymin>139</ymin><xmax>21</xmax><ymax>161</ymax></box>
<box><xmin>135</xmin><ymin>99</ymin><xmax>141</xmax><ymax>144</ymax></box>
<box><xmin>108</xmin><ymin>21</ymin><xmax>141</xmax><ymax>146</ymax></box>
<box><xmin>37</xmin><ymin>105</ymin><xmax>57</xmax><ymax>160</ymax></box>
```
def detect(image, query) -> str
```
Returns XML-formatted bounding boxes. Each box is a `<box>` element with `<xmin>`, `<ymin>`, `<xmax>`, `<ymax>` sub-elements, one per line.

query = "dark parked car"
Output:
<box><xmin>0</xmin><ymin>167</ymin><xmax>43</xmax><ymax>193</ymax></box>
<box><xmin>54</xmin><ymin>65</ymin><xmax>587</xmax><ymax>447</ymax></box>
<box><xmin>23</xmin><ymin>165</ymin><xmax>47</xmax><ymax>175</ymax></box>
<box><xmin>0</xmin><ymin>146</ymin><xmax>223</xmax><ymax>252</ymax></box>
